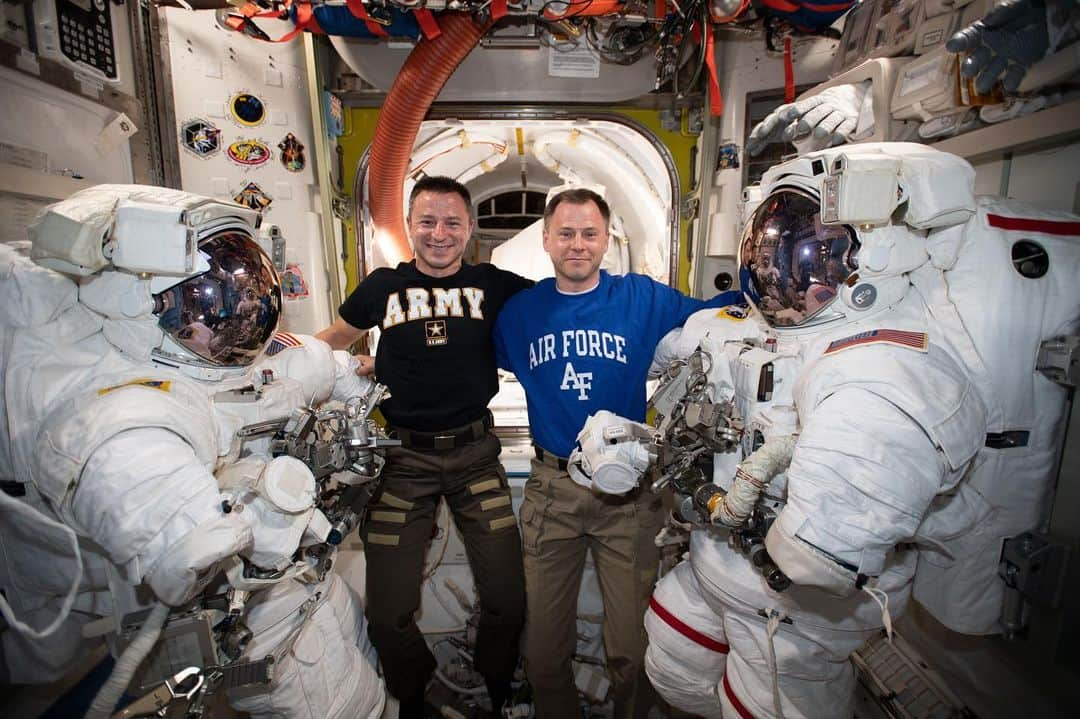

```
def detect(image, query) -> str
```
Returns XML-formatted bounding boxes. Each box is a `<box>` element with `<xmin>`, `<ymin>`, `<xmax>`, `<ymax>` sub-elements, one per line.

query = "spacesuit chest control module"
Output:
<box><xmin>0</xmin><ymin>185</ymin><xmax>391</xmax><ymax>719</ymax></box>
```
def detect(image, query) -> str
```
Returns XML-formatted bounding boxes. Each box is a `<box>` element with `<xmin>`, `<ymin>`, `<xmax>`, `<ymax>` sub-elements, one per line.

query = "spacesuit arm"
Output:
<box><xmin>764</xmin><ymin>388</ymin><xmax>948</xmax><ymax>596</ymax></box>
<box><xmin>330</xmin><ymin>349</ymin><xmax>375</xmax><ymax>403</ymax></box>
<box><xmin>649</xmin><ymin>305</ymin><xmax>750</xmax><ymax>377</ymax></box>
<box><xmin>72</xmin><ymin>427</ymin><xmax>252</xmax><ymax>606</ymax></box>
<box><xmin>650</xmin><ymin>326</ymin><xmax>686</xmax><ymax>378</ymax></box>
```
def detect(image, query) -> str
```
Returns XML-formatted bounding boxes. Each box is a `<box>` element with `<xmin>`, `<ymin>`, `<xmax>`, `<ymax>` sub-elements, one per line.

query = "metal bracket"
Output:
<box><xmin>1037</xmin><ymin>335</ymin><xmax>1080</xmax><ymax>387</ymax></box>
<box><xmin>680</xmin><ymin>195</ymin><xmax>699</xmax><ymax>221</ymax></box>
<box><xmin>331</xmin><ymin>191</ymin><xmax>352</xmax><ymax>222</ymax></box>
<box><xmin>998</xmin><ymin>531</ymin><xmax>1072</xmax><ymax>639</ymax></box>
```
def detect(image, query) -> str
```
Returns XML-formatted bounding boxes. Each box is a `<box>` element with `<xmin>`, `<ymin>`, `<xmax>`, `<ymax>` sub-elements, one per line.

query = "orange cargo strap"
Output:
<box><xmin>413</xmin><ymin>8</ymin><xmax>442</xmax><ymax>40</ymax></box>
<box><xmin>704</xmin><ymin>20</ymin><xmax>722</xmax><ymax>116</ymax></box>
<box><xmin>345</xmin><ymin>0</ymin><xmax>390</xmax><ymax>37</ymax></box>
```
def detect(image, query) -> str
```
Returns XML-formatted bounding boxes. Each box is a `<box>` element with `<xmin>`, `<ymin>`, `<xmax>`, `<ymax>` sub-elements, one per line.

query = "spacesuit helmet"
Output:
<box><xmin>154</xmin><ymin>227</ymin><xmax>282</xmax><ymax>367</ymax></box>
<box><xmin>739</xmin><ymin>188</ymin><xmax>858</xmax><ymax>328</ymax></box>
<box><xmin>740</xmin><ymin>144</ymin><xmax>977</xmax><ymax>330</ymax></box>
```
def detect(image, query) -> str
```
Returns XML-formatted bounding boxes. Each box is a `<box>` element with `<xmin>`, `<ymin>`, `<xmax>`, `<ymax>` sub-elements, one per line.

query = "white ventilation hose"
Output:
<box><xmin>86</xmin><ymin>602</ymin><xmax>171</xmax><ymax>719</ymax></box>
<box><xmin>712</xmin><ymin>435</ymin><xmax>797</xmax><ymax>527</ymax></box>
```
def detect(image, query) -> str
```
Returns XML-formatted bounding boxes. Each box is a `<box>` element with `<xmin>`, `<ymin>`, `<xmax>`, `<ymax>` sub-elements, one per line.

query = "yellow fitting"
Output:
<box><xmin>706</xmin><ymin>493</ymin><xmax>724</xmax><ymax>515</ymax></box>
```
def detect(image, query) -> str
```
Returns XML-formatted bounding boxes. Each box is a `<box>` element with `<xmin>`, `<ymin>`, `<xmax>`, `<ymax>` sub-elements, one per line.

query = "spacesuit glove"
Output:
<box><xmin>746</xmin><ymin>82</ymin><xmax>871</xmax><ymax>156</ymax></box>
<box><xmin>569</xmin><ymin>411</ymin><xmax>656</xmax><ymax>495</ymax></box>
<box><xmin>145</xmin><ymin>513</ymin><xmax>253</xmax><ymax>606</ymax></box>
<box><xmin>946</xmin><ymin>0</ymin><xmax>1050</xmax><ymax>94</ymax></box>
<box><xmin>764</xmin><ymin>512</ymin><xmax>859</xmax><ymax>597</ymax></box>
<box><xmin>218</xmin><ymin>455</ymin><xmax>323</xmax><ymax>573</ymax></box>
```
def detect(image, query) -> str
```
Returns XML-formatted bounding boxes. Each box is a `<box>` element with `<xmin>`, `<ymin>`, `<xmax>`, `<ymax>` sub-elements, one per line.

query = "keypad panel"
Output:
<box><xmin>57</xmin><ymin>0</ymin><xmax>116</xmax><ymax>80</ymax></box>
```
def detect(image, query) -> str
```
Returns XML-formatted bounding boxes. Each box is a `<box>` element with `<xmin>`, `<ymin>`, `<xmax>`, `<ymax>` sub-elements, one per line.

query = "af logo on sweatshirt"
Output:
<box><xmin>527</xmin><ymin>329</ymin><xmax>629</xmax><ymax>401</ymax></box>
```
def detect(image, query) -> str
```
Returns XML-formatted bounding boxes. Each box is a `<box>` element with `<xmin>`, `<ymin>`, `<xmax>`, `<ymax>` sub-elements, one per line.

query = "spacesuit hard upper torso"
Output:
<box><xmin>662</xmin><ymin>291</ymin><xmax>983</xmax><ymax>636</ymax></box>
<box><xmin>0</xmin><ymin>239</ymin><xmax>383</xmax><ymax>718</ymax></box>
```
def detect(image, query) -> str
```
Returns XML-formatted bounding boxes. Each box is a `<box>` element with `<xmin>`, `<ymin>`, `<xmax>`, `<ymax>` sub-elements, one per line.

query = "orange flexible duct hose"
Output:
<box><xmin>368</xmin><ymin>12</ymin><xmax>494</xmax><ymax>267</ymax></box>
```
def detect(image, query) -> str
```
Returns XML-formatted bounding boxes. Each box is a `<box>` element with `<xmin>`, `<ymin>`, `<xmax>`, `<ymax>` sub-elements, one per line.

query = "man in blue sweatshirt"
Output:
<box><xmin>493</xmin><ymin>188</ymin><xmax>741</xmax><ymax>719</ymax></box>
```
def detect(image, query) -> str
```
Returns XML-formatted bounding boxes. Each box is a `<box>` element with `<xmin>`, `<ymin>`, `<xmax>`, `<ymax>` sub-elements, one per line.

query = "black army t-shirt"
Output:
<box><xmin>339</xmin><ymin>261</ymin><xmax>533</xmax><ymax>432</ymax></box>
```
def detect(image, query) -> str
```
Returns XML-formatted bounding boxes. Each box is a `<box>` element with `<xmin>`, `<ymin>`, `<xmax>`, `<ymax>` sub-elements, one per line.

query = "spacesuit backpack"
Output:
<box><xmin>910</xmin><ymin>195</ymin><xmax>1080</xmax><ymax>635</ymax></box>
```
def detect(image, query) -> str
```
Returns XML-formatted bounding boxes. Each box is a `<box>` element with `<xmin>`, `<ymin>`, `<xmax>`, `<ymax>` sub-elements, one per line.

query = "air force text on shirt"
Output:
<box><xmin>529</xmin><ymin>329</ymin><xmax>628</xmax><ymax>370</ymax></box>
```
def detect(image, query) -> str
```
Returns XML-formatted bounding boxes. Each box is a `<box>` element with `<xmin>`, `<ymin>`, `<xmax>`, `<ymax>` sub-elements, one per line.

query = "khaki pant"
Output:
<box><xmin>519</xmin><ymin>457</ymin><xmax>665</xmax><ymax>719</ymax></box>
<box><xmin>361</xmin><ymin>433</ymin><xmax>525</xmax><ymax>715</ymax></box>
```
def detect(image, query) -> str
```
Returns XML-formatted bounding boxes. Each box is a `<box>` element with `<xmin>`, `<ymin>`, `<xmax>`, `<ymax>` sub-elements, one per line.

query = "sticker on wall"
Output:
<box><xmin>278</xmin><ymin>133</ymin><xmax>306</xmax><ymax>173</ymax></box>
<box><xmin>180</xmin><ymin>119</ymin><xmax>222</xmax><ymax>158</ymax></box>
<box><xmin>716</xmin><ymin>142</ymin><xmax>740</xmax><ymax>171</ymax></box>
<box><xmin>227</xmin><ymin>138</ymin><xmax>271</xmax><ymax>168</ymax></box>
<box><xmin>232</xmin><ymin>181</ymin><xmax>273</xmax><ymax>211</ymax></box>
<box><xmin>325</xmin><ymin>91</ymin><xmax>345</xmax><ymax>139</ymax></box>
<box><xmin>229</xmin><ymin>91</ymin><xmax>267</xmax><ymax>128</ymax></box>
<box><xmin>281</xmin><ymin>263</ymin><xmax>309</xmax><ymax>300</ymax></box>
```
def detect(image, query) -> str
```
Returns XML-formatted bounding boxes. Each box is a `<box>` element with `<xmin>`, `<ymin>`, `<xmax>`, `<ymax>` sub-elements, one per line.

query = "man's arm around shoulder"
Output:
<box><xmin>704</xmin><ymin>289</ymin><xmax>744</xmax><ymax>308</ymax></box>
<box><xmin>315</xmin><ymin>317</ymin><xmax>365</xmax><ymax>351</ymax></box>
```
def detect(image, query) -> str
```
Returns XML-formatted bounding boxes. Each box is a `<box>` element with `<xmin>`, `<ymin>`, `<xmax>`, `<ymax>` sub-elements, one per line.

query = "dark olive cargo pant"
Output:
<box><xmin>361</xmin><ymin>433</ymin><xmax>525</xmax><ymax>717</ymax></box>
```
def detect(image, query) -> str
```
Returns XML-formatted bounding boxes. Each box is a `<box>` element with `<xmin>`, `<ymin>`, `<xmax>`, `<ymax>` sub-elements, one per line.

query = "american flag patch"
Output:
<box><xmin>824</xmin><ymin>329</ymin><xmax>929</xmax><ymax>355</ymax></box>
<box><xmin>266</xmin><ymin>331</ymin><xmax>303</xmax><ymax>357</ymax></box>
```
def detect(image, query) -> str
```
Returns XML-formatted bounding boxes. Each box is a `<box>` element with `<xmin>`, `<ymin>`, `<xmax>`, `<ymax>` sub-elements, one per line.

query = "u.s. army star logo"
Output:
<box><xmin>425</xmin><ymin>320</ymin><xmax>447</xmax><ymax>346</ymax></box>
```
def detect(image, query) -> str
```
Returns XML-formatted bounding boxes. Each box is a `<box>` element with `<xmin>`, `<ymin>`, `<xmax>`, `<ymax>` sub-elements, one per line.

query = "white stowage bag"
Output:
<box><xmin>644</xmin><ymin>562</ymin><xmax>726</xmax><ymax>719</ymax></box>
<box><xmin>228</xmin><ymin>573</ymin><xmax>386</xmax><ymax>719</ymax></box>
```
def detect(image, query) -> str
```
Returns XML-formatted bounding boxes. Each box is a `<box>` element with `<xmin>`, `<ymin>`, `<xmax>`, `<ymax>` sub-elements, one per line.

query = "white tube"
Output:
<box><xmin>533</xmin><ymin>129</ymin><xmax>669</xmax><ymax>279</ymax></box>
<box><xmin>86</xmin><ymin>602</ymin><xmax>171</xmax><ymax>719</ymax></box>
<box><xmin>713</xmin><ymin>434</ymin><xmax>797</xmax><ymax>527</ymax></box>
<box><xmin>532</xmin><ymin>129</ymin><xmax>664</xmax><ymax>206</ymax></box>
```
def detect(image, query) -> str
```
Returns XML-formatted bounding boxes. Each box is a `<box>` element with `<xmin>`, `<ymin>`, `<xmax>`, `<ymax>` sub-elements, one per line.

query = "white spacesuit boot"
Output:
<box><xmin>643</xmin><ymin>144</ymin><xmax>1080</xmax><ymax>718</ymax></box>
<box><xmin>0</xmin><ymin>185</ymin><xmax>385</xmax><ymax>719</ymax></box>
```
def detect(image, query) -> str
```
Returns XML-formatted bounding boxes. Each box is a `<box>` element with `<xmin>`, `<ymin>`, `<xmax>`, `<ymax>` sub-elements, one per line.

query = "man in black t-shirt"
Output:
<box><xmin>317</xmin><ymin>176</ymin><xmax>532</xmax><ymax>718</ymax></box>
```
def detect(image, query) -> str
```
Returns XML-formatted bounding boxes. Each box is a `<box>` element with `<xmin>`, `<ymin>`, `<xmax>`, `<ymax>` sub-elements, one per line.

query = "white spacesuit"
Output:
<box><xmin>0</xmin><ymin>185</ymin><xmax>385</xmax><ymax>719</ymax></box>
<box><xmin>642</xmin><ymin>144</ymin><xmax>1080</xmax><ymax>717</ymax></box>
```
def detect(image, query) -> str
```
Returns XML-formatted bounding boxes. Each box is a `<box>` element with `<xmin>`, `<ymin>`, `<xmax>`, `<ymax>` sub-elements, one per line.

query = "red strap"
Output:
<box><xmin>723</xmin><ymin>673</ymin><xmax>757</xmax><ymax>719</ymax></box>
<box><xmin>649</xmin><ymin>597</ymin><xmax>730</xmax><ymax>653</ymax></box>
<box><xmin>345</xmin><ymin>0</ymin><xmax>389</xmax><ymax>38</ymax></box>
<box><xmin>783</xmin><ymin>36</ymin><xmax>795</xmax><ymax>103</ymax></box>
<box><xmin>703</xmin><ymin>20</ymin><xmax>723</xmax><ymax>116</ymax></box>
<box><xmin>286</xmin><ymin>0</ymin><xmax>323</xmax><ymax>39</ymax></box>
<box><xmin>491</xmin><ymin>0</ymin><xmax>509</xmax><ymax>21</ymax></box>
<box><xmin>656</xmin><ymin>0</ymin><xmax>666</xmax><ymax>19</ymax></box>
<box><xmin>762</xmin><ymin>0</ymin><xmax>800</xmax><ymax>12</ymax></box>
<box><xmin>987</xmin><ymin>214</ymin><xmax>1080</xmax><ymax>236</ymax></box>
<box><xmin>413</xmin><ymin>8</ymin><xmax>442</xmax><ymax>40</ymax></box>
<box><xmin>799</xmin><ymin>1</ymin><xmax>855</xmax><ymax>12</ymax></box>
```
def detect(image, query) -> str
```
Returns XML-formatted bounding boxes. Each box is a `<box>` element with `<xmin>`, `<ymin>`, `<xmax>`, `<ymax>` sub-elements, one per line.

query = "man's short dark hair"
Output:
<box><xmin>543</xmin><ymin>188</ymin><xmax>611</xmax><ymax>228</ymax></box>
<box><xmin>409</xmin><ymin>176</ymin><xmax>473</xmax><ymax>219</ymax></box>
